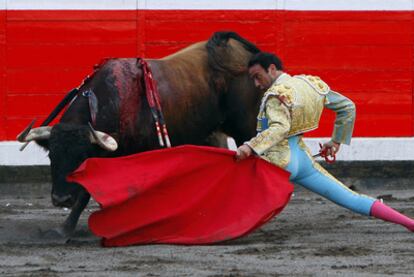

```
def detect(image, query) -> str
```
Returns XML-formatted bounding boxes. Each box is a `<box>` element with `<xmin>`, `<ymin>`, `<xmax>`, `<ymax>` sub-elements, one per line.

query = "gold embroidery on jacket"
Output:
<box><xmin>295</xmin><ymin>75</ymin><xmax>330</xmax><ymax>95</ymax></box>
<box><xmin>280</xmin><ymin>75</ymin><xmax>326</xmax><ymax>137</ymax></box>
<box><xmin>262</xmin><ymin>139</ymin><xmax>290</xmax><ymax>169</ymax></box>
<box><xmin>249</xmin><ymin>96</ymin><xmax>291</xmax><ymax>156</ymax></box>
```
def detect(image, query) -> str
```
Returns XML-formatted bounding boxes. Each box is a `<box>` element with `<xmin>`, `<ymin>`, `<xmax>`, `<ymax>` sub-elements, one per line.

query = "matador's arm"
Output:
<box><xmin>246</xmin><ymin>96</ymin><xmax>291</xmax><ymax>155</ymax></box>
<box><xmin>324</xmin><ymin>90</ymin><xmax>356</xmax><ymax>145</ymax></box>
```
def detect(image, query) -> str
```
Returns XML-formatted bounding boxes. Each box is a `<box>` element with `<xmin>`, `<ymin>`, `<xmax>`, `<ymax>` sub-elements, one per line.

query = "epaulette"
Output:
<box><xmin>296</xmin><ymin>75</ymin><xmax>330</xmax><ymax>95</ymax></box>
<box><xmin>266</xmin><ymin>83</ymin><xmax>294</xmax><ymax>107</ymax></box>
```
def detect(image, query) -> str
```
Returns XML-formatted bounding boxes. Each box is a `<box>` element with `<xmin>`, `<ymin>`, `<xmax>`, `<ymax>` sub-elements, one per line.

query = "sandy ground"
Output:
<box><xmin>0</xmin><ymin>182</ymin><xmax>413</xmax><ymax>277</ymax></box>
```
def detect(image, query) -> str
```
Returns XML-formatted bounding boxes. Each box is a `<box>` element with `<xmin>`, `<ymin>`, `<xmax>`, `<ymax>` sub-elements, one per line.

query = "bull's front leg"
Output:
<box><xmin>61</xmin><ymin>189</ymin><xmax>91</xmax><ymax>236</ymax></box>
<box><xmin>42</xmin><ymin>189</ymin><xmax>90</xmax><ymax>240</ymax></box>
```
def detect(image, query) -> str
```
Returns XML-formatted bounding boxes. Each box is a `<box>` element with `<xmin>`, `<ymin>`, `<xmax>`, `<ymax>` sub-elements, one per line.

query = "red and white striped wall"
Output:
<box><xmin>1</xmin><ymin>0</ymin><xmax>414</xmax><ymax>165</ymax></box>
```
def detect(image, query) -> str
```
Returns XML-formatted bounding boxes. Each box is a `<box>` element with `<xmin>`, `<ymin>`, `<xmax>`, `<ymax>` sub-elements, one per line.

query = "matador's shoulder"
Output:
<box><xmin>295</xmin><ymin>74</ymin><xmax>330</xmax><ymax>95</ymax></box>
<box><xmin>265</xmin><ymin>83</ymin><xmax>294</xmax><ymax>107</ymax></box>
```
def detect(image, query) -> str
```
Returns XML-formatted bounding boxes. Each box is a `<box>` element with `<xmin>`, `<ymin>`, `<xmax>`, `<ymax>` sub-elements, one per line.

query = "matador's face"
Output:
<box><xmin>248</xmin><ymin>64</ymin><xmax>274</xmax><ymax>91</ymax></box>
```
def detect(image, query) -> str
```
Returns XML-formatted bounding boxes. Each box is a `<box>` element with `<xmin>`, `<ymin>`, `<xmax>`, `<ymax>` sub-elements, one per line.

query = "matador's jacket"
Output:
<box><xmin>247</xmin><ymin>73</ymin><xmax>355</xmax><ymax>169</ymax></box>
<box><xmin>246</xmin><ymin>73</ymin><xmax>376</xmax><ymax>216</ymax></box>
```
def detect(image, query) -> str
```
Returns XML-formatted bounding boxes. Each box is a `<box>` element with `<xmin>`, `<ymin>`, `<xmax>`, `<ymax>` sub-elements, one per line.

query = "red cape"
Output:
<box><xmin>67</xmin><ymin>145</ymin><xmax>293</xmax><ymax>246</ymax></box>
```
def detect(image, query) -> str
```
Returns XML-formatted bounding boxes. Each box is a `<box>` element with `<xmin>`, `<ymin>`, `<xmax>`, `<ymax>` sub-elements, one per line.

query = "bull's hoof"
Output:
<box><xmin>39</xmin><ymin>228</ymin><xmax>70</xmax><ymax>241</ymax></box>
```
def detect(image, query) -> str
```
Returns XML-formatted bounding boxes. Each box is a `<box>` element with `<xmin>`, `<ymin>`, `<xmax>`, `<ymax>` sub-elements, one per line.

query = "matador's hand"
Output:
<box><xmin>235</xmin><ymin>144</ymin><xmax>253</xmax><ymax>162</ymax></box>
<box><xmin>321</xmin><ymin>140</ymin><xmax>341</xmax><ymax>157</ymax></box>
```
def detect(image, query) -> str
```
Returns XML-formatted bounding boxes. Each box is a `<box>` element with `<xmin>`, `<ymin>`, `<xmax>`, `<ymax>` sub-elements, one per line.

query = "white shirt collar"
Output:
<box><xmin>275</xmin><ymin>72</ymin><xmax>290</xmax><ymax>85</ymax></box>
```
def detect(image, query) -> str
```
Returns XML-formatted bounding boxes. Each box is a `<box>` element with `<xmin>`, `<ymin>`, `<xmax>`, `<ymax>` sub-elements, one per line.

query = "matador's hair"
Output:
<box><xmin>248</xmin><ymin>52</ymin><xmax>284</xmax><ymax>71</ymax></box>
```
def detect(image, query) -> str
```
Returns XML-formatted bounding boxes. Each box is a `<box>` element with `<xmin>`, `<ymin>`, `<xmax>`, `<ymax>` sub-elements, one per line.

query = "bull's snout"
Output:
<box><xmin>52</xmin><ymin>193</ymin><xmax>74</xmax><ymax>208</ymax></box>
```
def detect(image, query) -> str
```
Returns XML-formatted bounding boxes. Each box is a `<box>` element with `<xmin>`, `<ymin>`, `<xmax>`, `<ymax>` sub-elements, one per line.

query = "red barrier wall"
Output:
<box><xmin>1</xmin><ymin>10</ymin><xmax>413</xmax><ymax>140</ymax></box>
<box><xmin>0</xmin><ymin>10</ymin><xmax>6</xmax><ymax>139</ymax></box>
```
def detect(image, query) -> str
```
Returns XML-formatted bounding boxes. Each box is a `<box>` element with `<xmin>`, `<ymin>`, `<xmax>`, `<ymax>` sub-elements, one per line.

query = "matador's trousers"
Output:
<box><xmin>285</xmin><ymin>136</ymin><xmax>375</xmax><ymax>216</ymax></box>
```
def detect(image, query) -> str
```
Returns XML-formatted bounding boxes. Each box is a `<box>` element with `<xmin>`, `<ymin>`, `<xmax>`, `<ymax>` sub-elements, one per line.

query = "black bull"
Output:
<box><xmin>18</xmin><ymin>31</ymin><xmax>264</xmax><ymax>238</ymax></box>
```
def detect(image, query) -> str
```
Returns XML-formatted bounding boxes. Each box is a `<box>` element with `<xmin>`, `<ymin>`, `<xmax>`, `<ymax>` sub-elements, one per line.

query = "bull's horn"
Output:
<box><xmin>88</xmin><ymin>123</ymin><xmax>118</xmax><ymax>152</ymax></box>
<box><xmin>17</xmin><ymin>126</ymin><xmax>52</xmax><ymax>142</ymax></box>
<box><xmin>16</xmin><ymin>119</ymin><xmax>37</xmax><ymax>142</ymax></box>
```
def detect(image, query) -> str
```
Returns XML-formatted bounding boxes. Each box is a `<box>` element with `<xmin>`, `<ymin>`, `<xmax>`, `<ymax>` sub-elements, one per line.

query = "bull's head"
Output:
<box><xmin>17</xmin><ymin>123</ymin><xmax>117</xmax><ymax>208</ymax></box>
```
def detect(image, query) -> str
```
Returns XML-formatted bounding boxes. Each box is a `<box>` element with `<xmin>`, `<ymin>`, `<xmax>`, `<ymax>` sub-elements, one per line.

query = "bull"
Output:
<box><xmin>17</xmin><ymin>31</ymin><xmax>264</xmax><ymax>239</ymax></box>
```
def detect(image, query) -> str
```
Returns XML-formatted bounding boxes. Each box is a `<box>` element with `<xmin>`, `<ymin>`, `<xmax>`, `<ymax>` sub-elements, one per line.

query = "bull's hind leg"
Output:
<box><xmin>42</xmin><ymin>190</ymin><xmax>90</xmax><ymax>240</ymax></box>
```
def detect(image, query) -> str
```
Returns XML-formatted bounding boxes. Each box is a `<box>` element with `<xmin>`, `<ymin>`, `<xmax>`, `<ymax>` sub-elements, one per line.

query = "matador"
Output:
<box><xmin>235</xmin><ymin>52</ymin><xmax>414</xmax><ymax>232</ymax></box>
